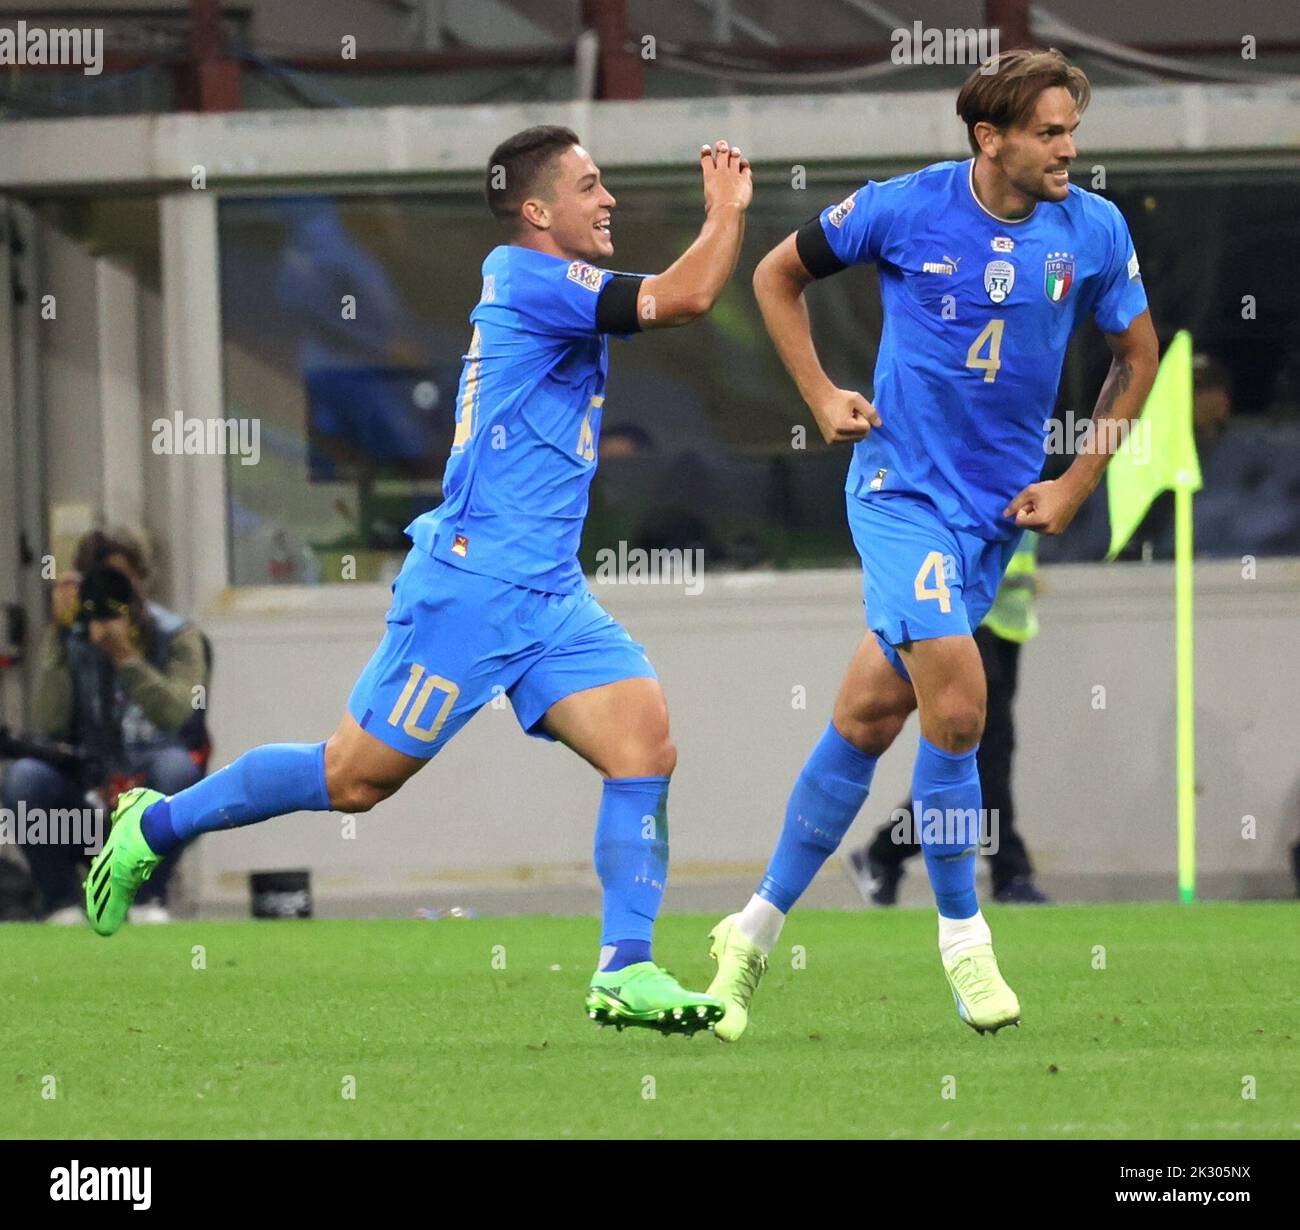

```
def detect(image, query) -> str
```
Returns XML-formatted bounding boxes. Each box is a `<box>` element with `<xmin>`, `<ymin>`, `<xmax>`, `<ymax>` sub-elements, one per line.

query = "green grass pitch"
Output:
<box><xmin>4</xmin><ymin>902</ymin><xmax>1296</xmax><ymax>1139</ymax></box>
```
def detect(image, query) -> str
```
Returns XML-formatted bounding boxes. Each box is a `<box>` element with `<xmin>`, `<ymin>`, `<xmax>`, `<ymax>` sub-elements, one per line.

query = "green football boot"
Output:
<box><xmin>85</xmin><ymin>787</ymin><xmax>166</xmax><ymax>937</ymax></box>
<box><xmin>943</xmin><ymin>943</ymin><xmax>1022</xmax><ymax>1034</ymax></box>
<box><xmin>586</xmin><ymin>962</ymin><xmax>725</xmax><ymax>1035</ymax></box>
<box><xmin>705</xmin><ymin>914</ymin><xmax>768</xmax><ymax>1042</ymax></box>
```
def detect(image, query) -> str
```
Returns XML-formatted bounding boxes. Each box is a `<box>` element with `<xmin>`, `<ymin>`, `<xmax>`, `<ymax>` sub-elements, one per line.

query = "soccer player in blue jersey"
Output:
<box><xmin>708</xmin><ymin>49</ymin><xmax>1158</xmax><ymax>1038</ymax></box>
<box><xmin>87</xmin><ymin>127</ymin><xmax>754</xmax><ymax>1035</ymax></box>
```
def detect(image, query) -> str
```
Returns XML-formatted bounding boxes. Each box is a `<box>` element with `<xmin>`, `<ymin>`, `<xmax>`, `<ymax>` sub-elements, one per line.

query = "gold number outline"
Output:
<box><xmin>913</xmin><ymin>551</ymin><xmax>953</xmax><ymax>614</ymax></box>
<box><xmin>387</xmin><ymin>664</ymin><xmax>461</xmax><ymax>744</ymax></box>
<box><xmin>452</xmin><ymin>326</ymin><xmax>483</xmax><ymax>449</ymax></box>
<box><xmin>576</xmin><ymin>394</ymin><xmax>603</xmax><ymax>462</ymax></box>
<box><xmin>965</xmin><ymin>318</ymin><xmax>1005</xmax><ymax>384</ymax></box>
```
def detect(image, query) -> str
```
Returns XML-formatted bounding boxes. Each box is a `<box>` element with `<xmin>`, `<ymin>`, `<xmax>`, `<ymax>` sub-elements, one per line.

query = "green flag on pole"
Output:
<box><xmin>1106</xmin><ymin>329</ymin><xmax>1202</xmax><ymax>560</ymax></box>
<box><xmin>1105</xmin><ymin>328</ymin><xmax>1202</xmax><ymax>904</ymax></box>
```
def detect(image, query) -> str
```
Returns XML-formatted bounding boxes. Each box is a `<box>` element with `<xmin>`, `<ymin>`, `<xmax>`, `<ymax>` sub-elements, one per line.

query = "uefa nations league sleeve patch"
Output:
<box><xmin>827</xmin><ymin>194</ymin><xmax>857</xmax><ymax>228</ymax></box>
<box><xmin>567</xmin><ymin>261</ymin><xmax>606</xmax><ymax>292</ymax></box>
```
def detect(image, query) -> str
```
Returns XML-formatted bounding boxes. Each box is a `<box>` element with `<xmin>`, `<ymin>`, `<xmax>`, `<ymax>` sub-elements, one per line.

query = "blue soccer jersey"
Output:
<box><xmin>407</xmin><ymin>245</ymin><xmax>641</xmax><ymax>593</ymax></box>
<box><xmin>808</xmin><ymin>159</ymin><xmax>1148</xmax><ymax>541</ymax></box>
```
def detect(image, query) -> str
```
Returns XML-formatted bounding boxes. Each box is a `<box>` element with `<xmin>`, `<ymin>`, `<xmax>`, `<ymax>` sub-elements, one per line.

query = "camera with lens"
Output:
<box><xmin>75</xmin><ymin>565</ymin><xmax>138</xmax><ymax>628</ymax></box>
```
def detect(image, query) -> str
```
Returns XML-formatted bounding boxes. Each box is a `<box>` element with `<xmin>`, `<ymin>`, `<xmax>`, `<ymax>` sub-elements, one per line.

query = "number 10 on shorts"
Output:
<box><xmin>387</xmin><ymin>664</ymin><xmax>461</xmax><ymax>743</ymax></box>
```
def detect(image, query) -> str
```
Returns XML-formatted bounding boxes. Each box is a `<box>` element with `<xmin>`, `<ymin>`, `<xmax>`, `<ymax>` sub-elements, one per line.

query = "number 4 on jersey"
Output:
<box><xmin>965</xmin><ymin>318</ymin><xmax>1005</xmax><ymax>384</ymax></box>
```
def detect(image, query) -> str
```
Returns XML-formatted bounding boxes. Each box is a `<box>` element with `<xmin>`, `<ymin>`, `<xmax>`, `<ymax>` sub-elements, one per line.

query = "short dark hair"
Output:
<box><xmin>956</xmin><ymin>48</ymin><xmax>1091</xmax><ymax>155</ymax></box>
<box><xmin>485</xmin><ymin>125</ymin><xmax>581</xmax><ymax>226</ymax></box>
<box><xmin>74</xmin><ymin>526</ymin><xmax>151</xmax><ymax>584</ymax></box>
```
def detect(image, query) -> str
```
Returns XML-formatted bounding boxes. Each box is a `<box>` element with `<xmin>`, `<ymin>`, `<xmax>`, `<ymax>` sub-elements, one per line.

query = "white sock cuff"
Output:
<box><xmin>736</xmin><ymin>894</ymin><xmax>785</xmax><ymax>953</ymax></box>
<box><xmin>938</xmin><ymin>909</ymin><xmax>991</xmax><ymax>961</ymax></box>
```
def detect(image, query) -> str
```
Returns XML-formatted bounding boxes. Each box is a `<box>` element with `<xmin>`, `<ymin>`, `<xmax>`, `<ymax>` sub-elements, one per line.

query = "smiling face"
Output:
<box><xmin>520</xmin><ymin>144</ymin><xmax>617</xmax><ymax>262</ymax></box>
<box><xmin>987</xmin><ymin>85</ymin><xmax>1080</xmax><ymax>203</ymax></box>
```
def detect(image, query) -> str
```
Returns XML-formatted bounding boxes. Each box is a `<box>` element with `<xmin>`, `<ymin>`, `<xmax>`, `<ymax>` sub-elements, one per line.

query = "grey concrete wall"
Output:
<box><xmin>39</xmin><ymin>223</ymin><xmax>104</xmax><ymax>519</ymax></box>
<box><xmin>185</xmin><ymin>558</ymin><xmax>1300</xmax><ymax>917</ymax></box>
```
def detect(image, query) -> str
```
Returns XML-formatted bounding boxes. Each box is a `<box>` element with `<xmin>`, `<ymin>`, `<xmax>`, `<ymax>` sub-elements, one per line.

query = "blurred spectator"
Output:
<box><xmin>600</xmin><ymin>423</ymin><xmax>654</xmax><ymax>459</ymax></box>
<box><xmin>0</xmin><ymin>528</ymin><xmax>211</xmax><ymax>923</ymax></box>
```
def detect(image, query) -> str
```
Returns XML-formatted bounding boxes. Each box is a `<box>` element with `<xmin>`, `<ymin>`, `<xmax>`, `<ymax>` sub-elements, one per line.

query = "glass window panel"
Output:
<box><xmin>218</xmin><ymin>168</ymin><xmax>1300</xmax><ymax>585</ymax></box>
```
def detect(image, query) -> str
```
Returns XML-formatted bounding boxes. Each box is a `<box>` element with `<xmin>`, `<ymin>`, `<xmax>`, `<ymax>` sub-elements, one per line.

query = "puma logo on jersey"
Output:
<box><xmin>923</xmin><ymin>257</ymin><xmax>958</xmax><ymax>275</ymax></box>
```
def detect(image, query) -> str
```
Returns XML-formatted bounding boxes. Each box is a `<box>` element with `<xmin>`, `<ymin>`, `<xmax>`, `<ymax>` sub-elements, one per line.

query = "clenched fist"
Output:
<box><xmin>810</xmin><ymin>387</ymin><xmax>881</xmax><ymax>444</ymax></box>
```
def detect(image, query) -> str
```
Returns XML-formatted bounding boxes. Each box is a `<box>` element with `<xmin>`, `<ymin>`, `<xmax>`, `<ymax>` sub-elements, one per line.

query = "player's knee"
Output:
<box><xmin>636</xmin><ymin>733</ymin><xmax>677</xmax><ymax>779</ymax></box>
<box><xmin>327</xmin><ymin>773</ymin><xmax>396</xmax><ymax>814</ymax></box>
<box><xmin>606</xmin><ymin>732</ymin><xmax>676</xmax><ymax>779</ymax></box>
<box><xmin>833</xmin><ymin>689</ymin><xmax>913</xmax><ymax>756</ymax></box>
<box><xmin>832</xmin><ymin>708</ymin><xmax>906</xmax><ymax>757</ymax></box>
<box><xmin>924</xmin><ymin>696</ymin><xmax>985</xmax><ymax>753</ymax></box>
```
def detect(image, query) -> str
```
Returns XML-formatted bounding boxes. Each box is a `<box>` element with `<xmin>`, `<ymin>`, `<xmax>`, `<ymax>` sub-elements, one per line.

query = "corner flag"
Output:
<box><xmin>1106</xmin><ymin>329</ymin><xmax>1202</xmax><ymax>904</ymax></box>
<box><xmin>1106</xmin><ymin>329</ymin><xmax>1202</xmax><ymax>560</ymax></box>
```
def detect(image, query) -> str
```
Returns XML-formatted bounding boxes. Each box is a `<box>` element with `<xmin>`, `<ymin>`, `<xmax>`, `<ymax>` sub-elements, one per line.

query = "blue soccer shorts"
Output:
<box><xmin>347</xmin><ymin>546</ymin><xmax>656</xmax><ymax>758</ymax></box>
<box><xmin>846</xmin><ymin>491</ymin><xmax>1021</xmax><ymax>679</ymax></box>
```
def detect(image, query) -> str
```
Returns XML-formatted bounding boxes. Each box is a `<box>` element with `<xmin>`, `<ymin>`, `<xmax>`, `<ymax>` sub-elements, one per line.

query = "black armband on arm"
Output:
<box><xmin>595</xmin><ymin>274</ymin><xmax>645</xmax><ymax>334</ymax></box>
<box><xmin>795</xmin><ymin>216</ymin><xmax>847</xmax><ymax>280</ymax></box>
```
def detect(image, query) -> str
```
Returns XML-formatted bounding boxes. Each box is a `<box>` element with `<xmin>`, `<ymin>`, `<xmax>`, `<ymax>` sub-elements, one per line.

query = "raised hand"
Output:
<box><xmin>699</xmin><ymin>139</ymin><xmax>753</xmax><ymax>214</ymax></box>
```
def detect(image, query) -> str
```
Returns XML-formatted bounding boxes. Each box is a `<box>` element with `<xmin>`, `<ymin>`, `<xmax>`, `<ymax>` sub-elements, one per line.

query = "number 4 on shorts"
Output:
<box><xmin>914</xmin><ymin>551</ymin><xmax>952</xmax><ymax>613</ymax></box>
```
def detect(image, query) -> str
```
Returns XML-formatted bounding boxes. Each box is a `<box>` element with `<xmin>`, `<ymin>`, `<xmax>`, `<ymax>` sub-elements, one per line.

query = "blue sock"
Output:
<box><xmin>602</xmin><ymin>939</ymin><xmax>652</xmax><ymax>971</ymax></box>
<box><xmin>139</xmin><ymin>797</ymin><xmax>176</xmax><ymax>854</ymax></box>
<box><xmin>140</xmin><ymin>742</ymin><xmax>331</xmax><ymax>855</ymax></box>
<box><xmin>913</xmin><ymin>736</ymin><xmax>982</xmax><ymax>919</ymax></box>
<box><xmin>594</xmin><ymin>776</ymin><xmax>670</xmax><ymax>970</ymax></box>
<box><xmin>758</xmin><ymin>723</ymin><xmax>878</xmax><ymax>913</ymax></box>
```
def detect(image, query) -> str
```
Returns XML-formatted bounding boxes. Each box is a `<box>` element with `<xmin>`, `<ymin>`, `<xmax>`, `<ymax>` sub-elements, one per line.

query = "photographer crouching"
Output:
<box><xmin>1</xmin><ymin>528</ymin><xmax>211</xmax><ymax>923</ymax></box>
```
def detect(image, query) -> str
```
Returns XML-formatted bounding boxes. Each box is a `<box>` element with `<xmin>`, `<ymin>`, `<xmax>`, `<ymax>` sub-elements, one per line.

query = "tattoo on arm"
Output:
<box><xmin>1095</xmin><ymin>356</ymin><xmax>1134</xmax><ymax>421</ymax></box>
